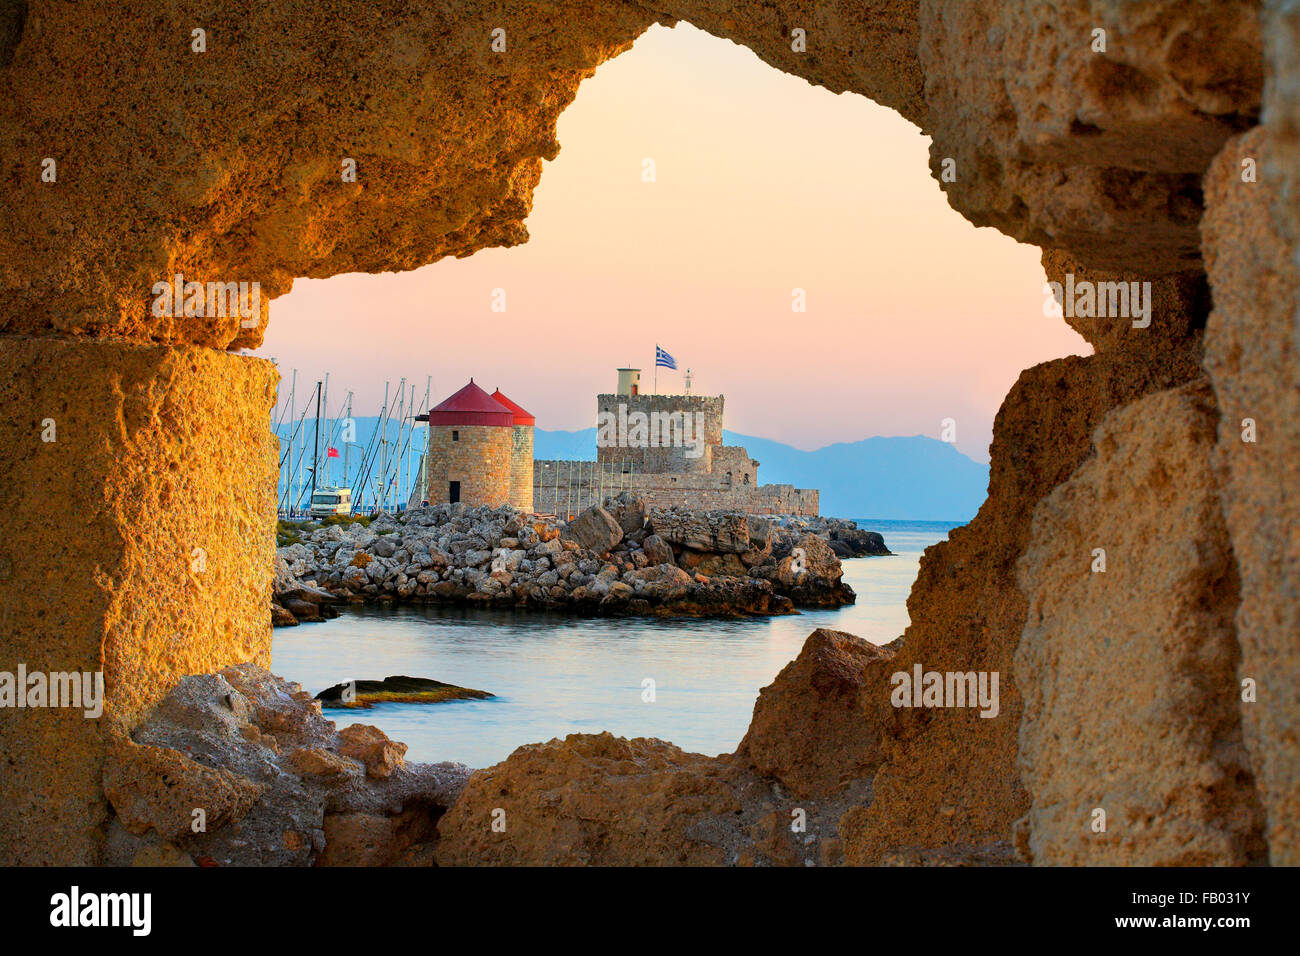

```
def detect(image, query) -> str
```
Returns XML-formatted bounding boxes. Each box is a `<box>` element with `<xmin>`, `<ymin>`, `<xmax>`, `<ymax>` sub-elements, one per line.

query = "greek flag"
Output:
<box><xmin>655</xmin><ymin>346</ymin><xmax>677</xmax><ymax>370</ymax></box>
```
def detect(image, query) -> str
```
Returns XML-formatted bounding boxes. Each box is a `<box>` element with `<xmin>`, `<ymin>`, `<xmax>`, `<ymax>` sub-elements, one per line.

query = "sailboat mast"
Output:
<box><xmin>379</xmin><ymin>381</ymin><xmax>390</xmax><ymax>514</ymax></box>
<box><xmin>394</xmin><ymin>377</ymin><xmax>407</xmax><ymax>510</ymax></box>
<box><xmin>321</xmin><ymin>372</ymin><xmax>331</xmax><ymax>487</ymax></box>
<box><xmin>310</xmin><ymin>380</ymin><xmax>321</xmax><ymax>506</ymax></box>
<box><xmin>343</xmin><ymin>392</ymin><xmax>353</xmax><ymax>500</ymax></box>
<box><xmin>287</xmin><ymin>370</ymin><xmax>296</xmax><ymax>514</ymax></box>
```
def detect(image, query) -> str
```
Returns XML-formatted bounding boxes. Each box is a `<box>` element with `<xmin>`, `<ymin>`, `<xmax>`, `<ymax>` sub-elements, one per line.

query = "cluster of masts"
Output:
<box><xmin>272</xmin><ymin>369</ymin><xmax>432</xmax><ymax>519</ymax></box>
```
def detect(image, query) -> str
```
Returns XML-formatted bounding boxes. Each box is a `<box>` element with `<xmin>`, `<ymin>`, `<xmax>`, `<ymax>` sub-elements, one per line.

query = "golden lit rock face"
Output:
<box><xmin>0</xmin><ymin>337</ymin><xmax>276</xmax><ymax>864</ymax></box>
<box><xmin>1039</xmin><ymin>249</ymin><xmax>1210</xmax><ymax>356</ymax></box>
<box><xmin>0</xmin><ymin>0</ymin><xmax>656</xmax><ymax>348</ymax></box>
<box><xmin>645</xmin><ymin>0</ymin><xmax>926</xmax><ymax>123</ymax></box>
<box><xmin>2</xmin><ymin>0</ymin><xmax>1263</xmax><ymax>349</ymax></box>
<box><xmin>0</xmin><ymin>1</ymin><xmax>1296</xmax><ymax>866</ymax></box>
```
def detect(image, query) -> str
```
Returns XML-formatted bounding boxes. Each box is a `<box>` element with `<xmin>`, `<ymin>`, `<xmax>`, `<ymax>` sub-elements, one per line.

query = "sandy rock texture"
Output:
<box><xmin>1202</xmin><ymin>124</ymin><xmax>1300</xmax><ymax>865</ymax></box>
<box><xmin>0</xmin><ymin>0</ymin><xmax>659</xmax><ymax>346</ymax></box>
<box><xmin>1015</xmin><ymin>382</ymin><xmax>1266</xmax><ymax>865</ymax></box>
<box><xmin>436</xmin><ymin>628</ymin><xmax>886</xmax><ymax>866</ymax></box>
<box><xmin>0</xmin><ymin>337</ymin><xmax>276</xmax><ymax>865</ymax></box>
<box><xmin>435</xmin><ymin>734</ymin><xmax>743</xmax><ymax>866</ymax></box>
<box><xmin>643</xmin><ymin>0</ymin><xmax>925</xmax><ymax>123</ymax></box>
<box><xmin>1040</xmin><ymin>249</ymin><xmax>1210</xmax><ymax>355</ymax></box>
<box><xmin>1267</xmin><ymin>0</ymin><xmax>1300</xmax><ymax>248</ymax></box>
<box><xmin>0</xmin><ymin>1</ymin><xmax>1265</xmax><ymax>342</ymax></box>
<box><xmin>921</xmin><ymin>0</ymin><xmax>1262</xmax><ymax>273</ymax></box>
<box><xmin>737</xmin><ymin>629</ymin><xmax>895</xmax><ymax>799</ymax></box>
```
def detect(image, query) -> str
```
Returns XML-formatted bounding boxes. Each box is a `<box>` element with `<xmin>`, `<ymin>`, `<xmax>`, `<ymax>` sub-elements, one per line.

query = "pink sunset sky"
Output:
<box><xmin>259</xmin><ymin>22</ymin><xmax>1088</xmax><ymax>464</ymax></box>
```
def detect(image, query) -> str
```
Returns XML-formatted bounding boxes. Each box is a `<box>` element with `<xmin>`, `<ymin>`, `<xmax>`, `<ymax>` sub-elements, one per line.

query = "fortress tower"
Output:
<box><xmin>490</xmin><ymin>387</ymin><xmax>536</xmax><ymax>512</ymax></box>
<box><xmin>533</xmin><ymin>367</ymin><xmax>815</xmax><ymax>516</ymax></box>
<box><xmin>595</xmin><ymin>384</ymin><xmax>725</xmax><ymax>476</ymax></box>
<box><xmin>423</xmin><ymin>380</ymin><xmax>514</xmax><ymax>507</ymax></box>
<box><xmin>616</xmin><ymin>368</ymin><xmax>641</xmax><ymax>396</ymax></box>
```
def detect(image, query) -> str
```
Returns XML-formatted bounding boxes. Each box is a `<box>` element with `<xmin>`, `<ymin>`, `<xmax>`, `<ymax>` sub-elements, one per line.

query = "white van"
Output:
<box><xmin>309</xmin><ymin>487</ymin><xmax>352</xmax><ymax>518</ymax></box>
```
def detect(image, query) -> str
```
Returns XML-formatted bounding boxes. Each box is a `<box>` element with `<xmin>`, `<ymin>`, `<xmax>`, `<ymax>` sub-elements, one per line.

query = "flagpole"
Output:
<box><xmin>654</xmin><ymin>346</ymin><xmax>658</xmax><ymax>395</ymax></box>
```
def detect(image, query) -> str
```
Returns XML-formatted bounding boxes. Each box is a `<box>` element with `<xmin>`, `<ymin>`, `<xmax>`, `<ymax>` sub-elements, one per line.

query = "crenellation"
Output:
<box><xmin>532</xmin><ymin>372</ymin><xmax>817</xmax><ymax>518</ymax></box>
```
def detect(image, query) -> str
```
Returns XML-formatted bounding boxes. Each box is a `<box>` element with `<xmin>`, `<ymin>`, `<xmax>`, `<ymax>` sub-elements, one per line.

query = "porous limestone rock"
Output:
<box><xmin>338</xmin><ymin>723</ymin><xmax>408</xmax><ymax>780</ymax></box>
<box><xmin>435</xmin><ymin>733</ymin><xmax>740</xmax><ymax>866</ymax></box>
<box><xmin>1040</xmin><ymin>249</ymin><xmax>1210</xmax><ymax>355</ymax></box>
<box><xmin>433</xmin><ymin>729</ymin><xmax>864</xmax><ymax>867</ymax></box>
<box><xmin>1015</xmin><ymin>382</ymin><xmax>1267</xmax><ymax>865</ymax></box>
<box><xmin>100</xmin><ymin>663</ymin><xmax>469</xmax><ymax>867</ymax></box>
<box><xmin>104</xmin><ymin>738</ymin><xmax>264</xmax><ymax>843</ymax></box>
<box><xmin>0</xmin><ymin>337</ymin><xmax>276</xmax><ymax>865</ymax></box>
<box><xmin>921</xmin><ymin>0</ymin><xmax>1263</xmax><ymax>273</ymax></box>
<box><xmin>0</xmin><ymin>0</ymin><xmax>660</xmax><ymax>346</ymax></box>
<box><xmin>648</xmin><ymin>0</ymin><xmax>925</xmax><ymax>124</ymax></box>
<box><xmin>1202</xmin><ymin>123</ymin><xmax>1300</xmax><ymax>865</ymax></box>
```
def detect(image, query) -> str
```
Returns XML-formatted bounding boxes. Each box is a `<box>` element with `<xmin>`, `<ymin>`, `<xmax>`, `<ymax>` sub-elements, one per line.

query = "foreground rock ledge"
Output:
<box><xmin>102</xmin><ymin>664</ymin><xmax>469</xmax><ymax>866</ymax></box>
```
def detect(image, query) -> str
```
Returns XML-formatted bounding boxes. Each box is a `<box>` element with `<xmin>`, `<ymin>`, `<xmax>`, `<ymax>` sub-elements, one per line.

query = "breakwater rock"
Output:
<box><xmin>273</xmin><ymin>494</ymin><xmax>870</xmax><ymax>624</ymax></box>
<box><xmin>271</xmin><ymin>562</ymin><xmax>342</xmax><ymax>626</ymax></box>
<box><xmin>768</xmin><ymin>516</ymin><xmax>891</xmax><ymax>558</ymax></box>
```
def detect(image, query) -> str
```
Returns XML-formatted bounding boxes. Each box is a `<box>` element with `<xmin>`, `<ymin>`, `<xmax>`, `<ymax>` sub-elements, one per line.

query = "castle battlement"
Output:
<box><xmin>534</xmin><ymin>370</ymin><xmax>818</xmax><ymax>518</ymax></box>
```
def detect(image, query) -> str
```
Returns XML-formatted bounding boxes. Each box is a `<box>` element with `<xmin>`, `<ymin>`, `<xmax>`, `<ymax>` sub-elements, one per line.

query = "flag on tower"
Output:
<box><xmin>655</xmin><ymin>346</ymin><xmax>677</xmax><ymax>370</ymax></box>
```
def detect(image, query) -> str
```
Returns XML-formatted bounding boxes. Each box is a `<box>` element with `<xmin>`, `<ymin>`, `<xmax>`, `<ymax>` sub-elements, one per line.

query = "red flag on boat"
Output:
<box><xmin>327</xmin><ymin>447</ymin><xmax>340</xmax><ymax>458</ymax></box>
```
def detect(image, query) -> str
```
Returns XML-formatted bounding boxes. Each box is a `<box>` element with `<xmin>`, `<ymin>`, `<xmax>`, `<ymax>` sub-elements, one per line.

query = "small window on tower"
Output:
<box><xmin>452</xmin><ymin>430</ymin><xmax>459</xmax><ymax>441</ymax></box>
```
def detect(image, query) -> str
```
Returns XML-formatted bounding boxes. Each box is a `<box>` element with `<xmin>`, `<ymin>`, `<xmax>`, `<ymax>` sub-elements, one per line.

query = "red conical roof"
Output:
<box><xmin>428</xmin><ymin>379</ymin><xmax>513</xmax><ymax>426</ymax></box>
<box><xmin>490</xmin><ymin>388</ymin><xmax>535</xmax><ymax>426</ymax></box>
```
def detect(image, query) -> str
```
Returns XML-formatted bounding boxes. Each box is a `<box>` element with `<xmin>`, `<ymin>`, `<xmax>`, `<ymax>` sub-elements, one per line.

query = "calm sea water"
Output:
<box><xmin>272</xmin><ymin>519</ymin><xmax>958</xmax><ymax>767</ymax></box>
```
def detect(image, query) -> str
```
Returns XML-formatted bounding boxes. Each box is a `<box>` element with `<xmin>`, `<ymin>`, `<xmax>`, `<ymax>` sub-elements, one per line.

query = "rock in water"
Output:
<box><xmin>315</xmin><ymin>675</ymin><xmax>493</xmax><ymax>708</ymax></box>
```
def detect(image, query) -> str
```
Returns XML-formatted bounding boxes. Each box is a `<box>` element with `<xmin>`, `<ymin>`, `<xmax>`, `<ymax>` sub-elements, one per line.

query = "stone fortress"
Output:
<box><xmin>418</xmin><ymin>368</ymin><xmax>818</xmax><ymax>518</ymax></box>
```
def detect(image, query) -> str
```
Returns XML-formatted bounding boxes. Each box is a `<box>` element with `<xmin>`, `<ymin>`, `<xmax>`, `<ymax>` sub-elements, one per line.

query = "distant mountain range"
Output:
<box><xmin>534</xmin><ymin>428</ymin><xmax>989</xmax><ymax>522</ymax></box>
<box><xmin>273</xmin><ymin>416</ymin><xmax>989</xmax><ymax>521</ymax></box>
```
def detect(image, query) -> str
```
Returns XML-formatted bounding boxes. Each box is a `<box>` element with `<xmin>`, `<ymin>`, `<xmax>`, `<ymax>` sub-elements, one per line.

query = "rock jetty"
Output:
<box><xmin>272</xmin><ymin>493</ymin><xmax>885</xmax><ymax>625</ymax></box>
